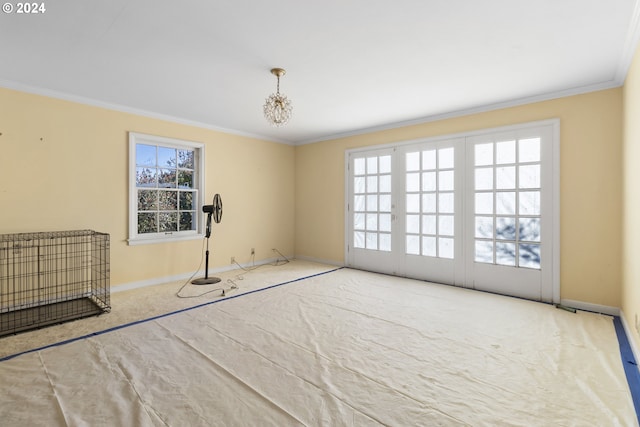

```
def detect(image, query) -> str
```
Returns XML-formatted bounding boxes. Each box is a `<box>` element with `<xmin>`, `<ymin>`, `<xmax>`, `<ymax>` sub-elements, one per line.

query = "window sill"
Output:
<box><xmin>127</xmin><ymin>233</ymin><xmax>204</xmax><ymax>246</ymax></box>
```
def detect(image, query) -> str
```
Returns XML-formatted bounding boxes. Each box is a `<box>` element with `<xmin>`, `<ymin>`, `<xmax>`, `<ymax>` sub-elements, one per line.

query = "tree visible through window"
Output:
<box><xmin>129</xmin><ymin>133</ymin><xmax>205</xmax><ymax>244</ymax></box>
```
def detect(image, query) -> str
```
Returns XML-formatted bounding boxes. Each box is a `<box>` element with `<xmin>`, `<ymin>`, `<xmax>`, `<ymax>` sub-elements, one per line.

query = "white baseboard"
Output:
<box><xmin>560</xmin><ymin>299</ymin><xmax>620</xmax><ymax>316</ymax></box>
<box><xmin>111</xmin><ymin>255</ymin><xmax>293</xmax><ymax>293</ymax></box>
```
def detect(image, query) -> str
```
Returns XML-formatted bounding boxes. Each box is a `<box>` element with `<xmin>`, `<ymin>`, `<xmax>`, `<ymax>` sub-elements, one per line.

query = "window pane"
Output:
<box><xmin>178</xmin><ymin>170</ymin><xmax>193</xmax><ymax>189</ymax></box>
<box><xmin>136</xmin><ymin>167</ymin><xmax>156</xmax><ymax>187</ymax></box>
<box><xmin>496</xmin><ymin>166</ymin><xmax>515</xmax><ymax>189</ymax></box>
<box><xmin>475</xmin><ymin>143</ymin><xmax>493</xmax><ymax>166</ymax></box>
<box><xmin>406</xmin><ymin>235</ymin><xmax>420</xmax><ymax>255</ymax></box>
<box><xmin>406</xmin><ymin>194</ymin><xmax>420</xmax><ymax>213</ymax></box>
<box><xmin>439</xmin><ymin>147</ymin><xmax>454</xmax><ymax>169</ymax></box>
<box><xmin>138</xmin><ymin>190</ymin><xmax>158</xmax><ymax>211</ymax></box>
<box><xmin>406</xmin><ymin>152</ymin><xmax>420</xmax><ymax>171</ymax></box>
<box><xmin>158</xmin><ymin>169</ymin><xmax>177</xmax><ymax>188</ymax></box>
<box><xmin>439</xmin><ymin>215</ymin><xmax>454</xmax><ymax>236</ymax></box>
<box><xmin>439</xmin><ymin>238</ymin><xmax>454</xmax><ymax>259</ymax></box>
<box><xmin>159</xmin><ymin>191</ymin><xmax>178</xmax><ymax>210</ymax></box>
<box><xmin>158</xmin><ymin>147</ymin><xmax>176</xmax><ymax>168</ymax></box>
<box><xmin>519</xmin><ymin>191</ymin><xmax>541</xmax><ymax>215</ymax></box>
<box><xmin>367</xmin><ymin>213</ymin><xmax>378</xmax><ymax>231</ymax></box>
<box><xmin>379</xmin><ymin>195</ymin><xmax>392</xmax><ymax>212</ymax></box>
<box><xmin>367</xmin><ymin>157</ymin><xmax>378</xmax><ymax>174</ymax></box>
<box><xmin>422</xmin><ymin>215</ymin><xmax>436</xmax><ymax>235</ymax></box>
<box><xmin>354</xmin><ymin>231</ymin><xmax>365</xmax><ymax>248</ymax></box>
<box><xmin>422</xmin><ymin>150</ymin><xmax>436</xmax><ymax>170</ymax></box>
<box><xmin>136</xmin><ymin>144</ymin><xmax>156</xmax><ymax>167</ymax></box>
<box><xmin>179</xmin><ymin>191</ymin><xmax>194</xmax><ymax>210</ymax></box>
<box><xmin>519</xmin><ymin>138</ymin><xmax>540</xmax><ymax>163</ymax></box>
<box><xmin>354</xmin><ymin>213</ymin><xmax>365</xmax><ymax>230</ymax></box>
<box><xmin>475</xmin><ymin>240</ymin><xmax>493</xmax><ymax>263</ymax></box>
<box><xmin>496</xmin><ymin>140</ymin><xmax>515</xmax><ymax>164</ymax></box>
<box><xmin>496</xmin><ymin>242</ymin><xmax>516</xmax><ymax>266</ymax></box>
<box><xmin>379</xmin><ymin>155</ymin><xmax>391</xmax><ymax>173</ymax></box>
<box><xmin>519</xmin><ymin>164</ymin><xmax>540</xmax><ymax>189</ymax></box>
<box><xmin>379</xmin><ymin>214</ymin><xmax>392</xmax><ymax>232</ymax></box>
<box><xmin>519</xmin><ymin>244</ymin><xmax>541</xmax><ymax>269</ymax></box>
<box><xmin>354</xmin><ymin>177</ymin><xmax>365</xmax><ymax>193</ymax></box>
<box><xmin>138</xmin><ymin>212</ymin><xmax>157</xmax><ymax>234</ymax></box>
<box><xmin>422</xmin><ymin>193</ymin><xmax>436</xmax><ymax>213</ymax></box>
<box><xmin>475</xmin><ymin>240</ymin><xmax>493</xmax><ymax>264</ymax></box>
<box><xmin>496</xmin><ymin>217</ymin><xmax>516</xmax><ymax>240</ymax></box>
<box><xmin>354</xmin><ymin>195</ymin><xmax>365</xmax><ymax>212</ymax></box>
<box><xmin>367</xmin><ymin>195</ymin><xmax>378</xmax><ymax>211</ymax></box>
<box><xmin>475</xmin><ymin>216</ymin><xmax>493</xmax><ymax>238</ymax></box>
<box><xmin>179</xmin><ymin>212</ymin><xmax>195</xmax><ymax>231</ymax></box>
<box><xmin>475</xmin><ymin>193</ymin><xmax>493</xmax><ymax>214</ymax></box>
<box><xmin>496</xmin><ymin>192</ymin><xmax>516</xmax><ymax>215</ymax></box>
<box><xmin>354</xmin><ymin>158</ymin><xmax>365</xmax><ymax>175</ymax></box>
<box><xmin>475</xmin><ymin>167</ymin><xmax>493</xmax><ymax>190</ymax></box>
<box><xmin>379</xmin><ymin>175</ymin><xmax>391</xmax><ymax>192</ymax></box>
<box><xmin>439</xmin><ymin>193</ymin><xmax>454</xmax><ymax>213</ymax></box>
<box><xmin>367</xmin><ymin>176</ymin><xmax>378</xmax><ymax>193</ymax></box>
<box><xmin>406</xmin><ymin>214</ymin><xmax>420</xmax><ymax>234</ymax></box>
<box><xmin>422</xmin><ymin>236</ymin><xmax>437</xmax><ymax>257</ymax></box>
<box><xmin>422</xmin><ymin>171</ymin><xmax>436</xmax><ymax>191</ymax></box>
<box><xmin>379</xmin><ymin>233</ymin><xmax>391</xmax><ymax>251</ymax></box>
<box><xmin>406</xmin><ymin>173</ymin><xmax>420</xmax><ymax>192</ymax></box>
<box><xmin>519</xmin><ymin>218</ymin><xmax>541</xmax><ymax>242</ymax></box>
<box><xmin>178</xmin><ymin>149</ymin><xmax>194</xmax><ymax>169</ymax></box>
<box><xmin>366</xmin><ymin>232</ymin><xmax>378</xmax><ymax>250</ymax></box>
<box><xmin>439</xmin><ymin>170</ymin><xmax>454</xmax><ymax>191</ymax></box>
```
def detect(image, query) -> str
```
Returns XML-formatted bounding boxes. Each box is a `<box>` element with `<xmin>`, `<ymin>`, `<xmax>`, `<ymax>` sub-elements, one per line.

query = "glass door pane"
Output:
<box><xmin>473</xmin><ymin>137</ymin><xmax>542</xmax><ymax>269</ymax></box>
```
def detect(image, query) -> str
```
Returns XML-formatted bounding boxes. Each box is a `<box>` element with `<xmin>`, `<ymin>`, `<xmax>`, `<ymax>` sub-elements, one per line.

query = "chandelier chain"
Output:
<box><xmin>264</xmin><ymin>67</ymin><xmax>292</xmax><ymax>127</ymax></box>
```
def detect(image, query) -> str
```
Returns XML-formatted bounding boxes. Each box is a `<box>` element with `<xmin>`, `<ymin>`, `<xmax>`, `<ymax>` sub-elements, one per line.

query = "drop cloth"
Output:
<box><xmin>0</xmin><ymin>268</ymin><xmax>636</xmax><ymax>426</ymax></box>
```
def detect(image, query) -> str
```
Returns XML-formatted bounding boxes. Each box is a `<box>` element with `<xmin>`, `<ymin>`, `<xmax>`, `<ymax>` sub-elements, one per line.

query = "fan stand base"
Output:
<box><xmin>191</xmin><ymin>277</ymin><xmax>221</xmax><ymax>285</ymax></box>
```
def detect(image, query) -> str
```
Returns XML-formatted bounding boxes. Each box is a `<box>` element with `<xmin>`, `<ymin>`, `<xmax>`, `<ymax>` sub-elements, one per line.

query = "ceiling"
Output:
<box><xmin>1</xmin><ymin>0</ymin><xmax>638</xmax><ymax>145</ymax></box>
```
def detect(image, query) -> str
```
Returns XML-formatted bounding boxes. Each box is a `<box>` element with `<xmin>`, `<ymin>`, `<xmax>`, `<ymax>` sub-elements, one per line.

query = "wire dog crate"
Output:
<box><xmin>0</xmin><ymin>230</ymin><xmax>110</xmax><ymax>337</ymax></box>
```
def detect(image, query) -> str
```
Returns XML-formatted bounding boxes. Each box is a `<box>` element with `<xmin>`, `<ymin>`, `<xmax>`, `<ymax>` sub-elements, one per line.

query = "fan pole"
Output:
<box><xmin>191</xmin><ymin>212</ymin><xmax>221</xmax><ymax>285</ymax></box>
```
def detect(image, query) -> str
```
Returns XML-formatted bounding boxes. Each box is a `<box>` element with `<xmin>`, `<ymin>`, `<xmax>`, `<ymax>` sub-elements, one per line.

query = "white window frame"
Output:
<box><xmin>128</xmin><ymin>132</ymin><xmax>206</xmax><ymax>245</ymax></box>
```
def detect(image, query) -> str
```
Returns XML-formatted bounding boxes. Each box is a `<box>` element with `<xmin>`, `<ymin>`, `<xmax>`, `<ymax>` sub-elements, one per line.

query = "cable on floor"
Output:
<box><xmin>176</xmin><ymin>245</ymin><xmax>290</xmax><ymax>299</ymax></box>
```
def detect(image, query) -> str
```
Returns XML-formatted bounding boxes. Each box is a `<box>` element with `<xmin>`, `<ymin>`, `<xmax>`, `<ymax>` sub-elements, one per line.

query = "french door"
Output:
<box><xmin>400</xmin><ymin>138</ymin><xmax>464</xmax><ymax>286</ymax></box>
<box><xmin>347</xmin><ymin>147</ymin><xmax>396</xmax><ymax>275</ymax></box>
<box><xmin>346</xmin><ymin>121</ymin><xmax>558</xmax><ymax>303</ymax></box>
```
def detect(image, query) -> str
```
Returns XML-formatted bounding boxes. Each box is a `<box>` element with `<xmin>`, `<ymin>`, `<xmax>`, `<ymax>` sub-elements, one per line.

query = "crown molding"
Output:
<box><xmin>0</xmin><ymin>79</ymin><xmax>294</xmax><ymax>146</ymax></box>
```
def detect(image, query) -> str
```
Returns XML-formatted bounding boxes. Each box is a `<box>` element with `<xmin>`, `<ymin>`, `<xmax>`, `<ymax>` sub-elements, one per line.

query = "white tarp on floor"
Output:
<box><xmin>1</xmin><ymin>267</ymin><xmax>637</xmax><ymax>426</ymax></box>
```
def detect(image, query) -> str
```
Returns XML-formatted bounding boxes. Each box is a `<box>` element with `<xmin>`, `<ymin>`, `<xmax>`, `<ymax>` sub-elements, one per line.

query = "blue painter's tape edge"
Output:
<box><xmin>614</xmin><ymin>316</ymin><xmax>640</xmax><ymax>424</ymax></box>
<box><xmin>0</xmin><ymin>267</ymin><xmax>343</xmax><ymax>362</ymax></box>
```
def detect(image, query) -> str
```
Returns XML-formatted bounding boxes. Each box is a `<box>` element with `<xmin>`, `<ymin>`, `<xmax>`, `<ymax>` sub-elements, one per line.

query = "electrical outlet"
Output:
<box><xmin>230</xmin><ymin>256</ymin><xmax>235</xmax><ymax>264</ymax></box>
<box><xmin>251</xmin><ymin>248</ymin><xmax>255</xmax><ymax>256</ymax></box>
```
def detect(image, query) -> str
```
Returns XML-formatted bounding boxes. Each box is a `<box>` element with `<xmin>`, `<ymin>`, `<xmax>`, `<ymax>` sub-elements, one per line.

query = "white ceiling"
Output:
<box><xmin>1</xmin><ymin>0</ymin><xmax>638</xmax><ymax>145</ymax></box>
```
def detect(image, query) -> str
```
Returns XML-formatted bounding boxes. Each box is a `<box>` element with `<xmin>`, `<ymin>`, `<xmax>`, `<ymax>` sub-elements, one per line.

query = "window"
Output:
<box><xmin>128</xmin><ymin>132</ymin><xmax>205</xmax><ymax>245</ymax></box>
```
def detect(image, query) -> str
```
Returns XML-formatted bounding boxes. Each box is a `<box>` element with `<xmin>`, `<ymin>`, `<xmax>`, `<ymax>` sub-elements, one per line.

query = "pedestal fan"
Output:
<box><xmin>192</xmin><ymin>194</ymin><xmax>223</xmax><ymax>285</ymax></box>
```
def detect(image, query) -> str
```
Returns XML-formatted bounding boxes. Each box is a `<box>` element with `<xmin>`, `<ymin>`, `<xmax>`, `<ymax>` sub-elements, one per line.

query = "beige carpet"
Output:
<box><xmin>0</xmin><ymin>259</ymin><xmax>335</xmax><ymax>360</ymax></box>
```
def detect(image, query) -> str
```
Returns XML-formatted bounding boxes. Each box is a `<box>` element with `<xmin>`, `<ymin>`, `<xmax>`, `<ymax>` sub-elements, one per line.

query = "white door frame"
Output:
<box><xmin>345</xmin><ymin>119</ymin><xmax>560</xmax><ymax>303</ymax></box>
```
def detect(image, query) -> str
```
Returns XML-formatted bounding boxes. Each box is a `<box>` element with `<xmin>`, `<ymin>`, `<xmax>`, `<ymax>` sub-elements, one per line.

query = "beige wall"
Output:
<box><xmin>0</xmin><ymin>87</ymin><xmax>295</xmax><ymax>287</ymax></box>
<box><xmin>623</xmin><ymin>44</ymin><xmax>640</xmax><ymax>349</ymax></box>
<box><xmin>0</xmin><ymin>83</ymin><xmax>625</xmax><ymax>308</ymax></box>
<box><xmin>295</xmin><ymin>89</ymin><xmax>623</xmax><ymax>307</ymax></box>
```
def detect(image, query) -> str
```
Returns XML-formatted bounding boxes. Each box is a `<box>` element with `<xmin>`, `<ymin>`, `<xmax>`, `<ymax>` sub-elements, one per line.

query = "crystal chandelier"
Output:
<box><xmin>263</xmin><ymin>68</ymin><xmax>292</xmax><ymax>127</ymax></box>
